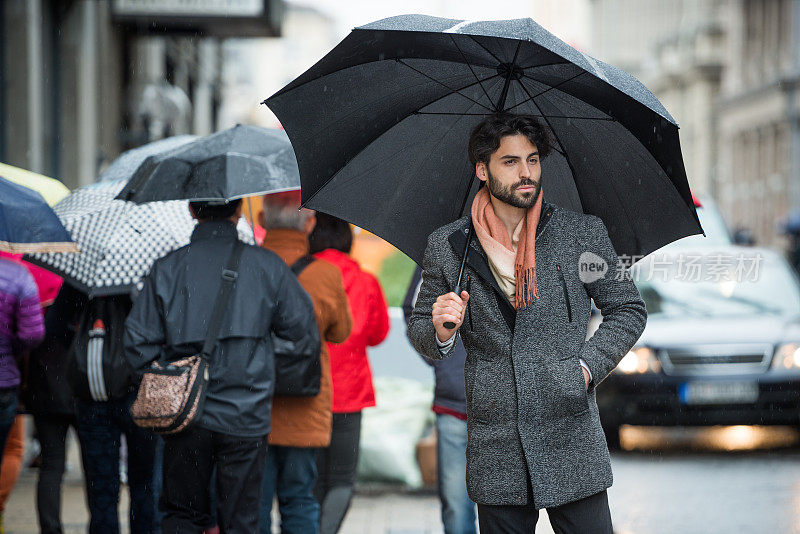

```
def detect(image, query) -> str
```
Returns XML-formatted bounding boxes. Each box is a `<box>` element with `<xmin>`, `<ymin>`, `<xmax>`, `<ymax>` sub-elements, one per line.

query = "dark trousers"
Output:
<box><xmin>160</xmin><ymin>425</ymin><xmax>267</xmax><ymax>534</ymax></box>
<box><xmin>0</xmin><ymin>388</ymin><xmax>18</xmax><ymax>480</ymax></box>
<box><xmin>76</xmin><ymin>394</ymin><xmax>157</xmax><ymax>534</ymax></box>
<box><xmin>477</xmin><ymin>490</ymin><xmax>613</xmax><ymax>534</ymax></box>
<box><xmin>314</xmin><ymin>411</ymin><xmax>362</xmax><ymax>534</ymax></box>
<box><xmin>33</xmin><ymin>413</ymin><xmax>77</xmax><ymax>534</ymax></box>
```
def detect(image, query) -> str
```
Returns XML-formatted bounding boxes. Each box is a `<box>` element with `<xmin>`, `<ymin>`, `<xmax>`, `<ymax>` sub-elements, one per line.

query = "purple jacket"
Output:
<box><xmin>0</xmin><ymin>258</ymin><xmax>45</xmax><ymax>388</ymax></box>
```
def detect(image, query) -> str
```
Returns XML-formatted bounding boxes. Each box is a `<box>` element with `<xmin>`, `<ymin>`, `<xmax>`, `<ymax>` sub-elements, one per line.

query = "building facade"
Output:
<box><xmin>591</xmin><ymin>0</ymin><xmax>800</xmax><ymax>251</ymax></box>
<box><xmin>716</xmin><ymin>0</ymin><xmax>800</xmax><ymax>250</ymax></box>
<box><xmin>1</xmin><ymin>0</ymin><xmax>282</xmax><ymax>189</ymax></box>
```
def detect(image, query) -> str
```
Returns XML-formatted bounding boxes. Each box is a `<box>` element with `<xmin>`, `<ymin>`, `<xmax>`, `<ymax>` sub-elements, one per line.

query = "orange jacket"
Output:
<box><xmin>262</xmin><ymin>229</ymin><xmax>352</xmax><ymax>447</ymax></box>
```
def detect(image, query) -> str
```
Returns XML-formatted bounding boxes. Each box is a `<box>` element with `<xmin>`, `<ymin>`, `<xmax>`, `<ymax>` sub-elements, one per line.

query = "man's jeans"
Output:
<box><xmin>436</xmin><ymin>413</ymin><xmax>477</xmax><ymax>534</ymax></box>
<box><xmin>259</xmin><ymin>445</ymin><xmax>319</xmax><ymax>534</ymax></box>
<box><xmin>75</xmin><ymin>393</ymin><xmax>156</xmax><ymax>534</ymax></box>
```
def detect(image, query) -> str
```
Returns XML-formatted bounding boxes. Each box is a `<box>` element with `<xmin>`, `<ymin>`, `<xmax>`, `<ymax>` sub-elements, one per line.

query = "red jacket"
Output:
<box><xmin>315</xmin><ymin>249</ymin><xmax>390</xmax><ymax>413</ymax></box>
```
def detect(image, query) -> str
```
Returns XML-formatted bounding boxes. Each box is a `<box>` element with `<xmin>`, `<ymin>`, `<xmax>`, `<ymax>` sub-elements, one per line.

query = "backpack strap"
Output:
<box><xmin>290</xmin><ymin>255</ymin><xmax>315</xmax><ymax>277</ymax></box>
<box><xmin>200</xmin><ymin>240</ymin><xmax>244</xmax><ymax>360</ymax></box>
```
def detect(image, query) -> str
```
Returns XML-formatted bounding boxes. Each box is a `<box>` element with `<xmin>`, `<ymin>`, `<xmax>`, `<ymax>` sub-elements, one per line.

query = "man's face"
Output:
<box><xmin>477</xmin><ymin>134</ymin><xmax>542</xmax><ymax>209</ymax></box>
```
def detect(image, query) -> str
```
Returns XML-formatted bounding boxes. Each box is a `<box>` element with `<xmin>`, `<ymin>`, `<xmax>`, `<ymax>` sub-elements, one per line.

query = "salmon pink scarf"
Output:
<box><xmin>470</xmin><ymin>187</ymin><xmax>542</xmax><ymax>309</ymax></box>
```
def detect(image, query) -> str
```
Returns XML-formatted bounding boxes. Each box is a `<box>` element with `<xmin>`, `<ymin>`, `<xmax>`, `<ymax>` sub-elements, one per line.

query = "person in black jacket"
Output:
<box><xmin>124</xmin><ymin>199</ymin><xmax>317</xmax><ymax>534</ymax></box>
<box><xmin>403</xmin><ymin>267</ymin><xmax>476</xmax><ymax>534</ymax></box>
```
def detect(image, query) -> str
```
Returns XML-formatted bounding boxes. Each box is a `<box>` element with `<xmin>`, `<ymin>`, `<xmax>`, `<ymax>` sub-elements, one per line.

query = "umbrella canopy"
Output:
<box><xmin>115</xmin><ymin>126</ymin><xmax>301</xmax><ymax>203</ymax></box>
<box><xmin>27</xmin><ymin>179</ymin><xmax>254</xmax><ymax>297</ymax></box>
<box><xmin>99</xmin><ymin>135</ymin><xmax>197</xmax><ymax>182</ymax></box>
<box><xmin>264</xmin><ymin>14</ymin><xmax>703</xmax><ymax>265</ymax></box>
<box><xmin>0</xmin><ymin>177</ymin><xmax>77</xmax><ymax>254</ymax></box>
<box><xmin>0</xmin><ymin>162</ymin><xmax>70</xmax><ymax>206</ymax></box>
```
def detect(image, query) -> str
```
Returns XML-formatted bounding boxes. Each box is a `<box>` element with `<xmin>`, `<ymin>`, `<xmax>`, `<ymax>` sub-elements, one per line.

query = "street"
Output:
<box><xmin>609</xmin><ymin>427</ymin><xmax>800</xmax><ymax>534</ymax></box>
<box><xmin>4</xmin><ymin>426</ymin><xmax>800</xmax><ymax>533</ymax></box>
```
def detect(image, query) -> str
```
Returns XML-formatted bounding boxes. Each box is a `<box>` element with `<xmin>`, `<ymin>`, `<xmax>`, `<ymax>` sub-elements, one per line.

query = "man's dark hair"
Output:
<box><xmin>309</xmin><ymin>212</ymin><xmax>353</xmax><ymax>255</ymax></box>
<box><xmin>468</xmin><ymin>114</ymin><xmax>553</xmax><ymax>166</ymax></box>
<box><xmin>189</xmin><ymin>199</ymin><xmax>242</xmax><ymax>221</ymax></box>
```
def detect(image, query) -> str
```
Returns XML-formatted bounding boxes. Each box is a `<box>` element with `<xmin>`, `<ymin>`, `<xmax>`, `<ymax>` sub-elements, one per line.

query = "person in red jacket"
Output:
<box><xmin>309</xmin><ymin>213</ymin><xmax>390</xmax><ymax>534</ymax></box>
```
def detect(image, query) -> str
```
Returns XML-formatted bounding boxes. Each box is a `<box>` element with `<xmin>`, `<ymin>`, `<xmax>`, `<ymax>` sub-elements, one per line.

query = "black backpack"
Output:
<box><xmin>67</xmin><ymin>296</ymin><xmax>135</xmax><ymax>402</ymax></box>
<box><xmin>272</xmin><ymin>256</ymin><xmax>322</xmax><ymax>397</ymax></box>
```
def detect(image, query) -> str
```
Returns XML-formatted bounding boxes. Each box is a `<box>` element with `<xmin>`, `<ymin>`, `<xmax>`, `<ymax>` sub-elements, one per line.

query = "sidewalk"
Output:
<box><xmin>3</xmin><ymin>423</ymin><xmax>559</xmax><ymax>534</ymax></box>
<box><xmin>4</xmin><ymin>470</ymin><xmax>557</xmax><ymax>533</ymax></box>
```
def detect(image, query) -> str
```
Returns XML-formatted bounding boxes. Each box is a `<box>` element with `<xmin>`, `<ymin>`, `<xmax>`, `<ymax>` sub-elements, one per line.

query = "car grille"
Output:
<box><xmin>660</xmin><ymin>344</ymin><xmax>773</xmax><ymax>376</ymax></box>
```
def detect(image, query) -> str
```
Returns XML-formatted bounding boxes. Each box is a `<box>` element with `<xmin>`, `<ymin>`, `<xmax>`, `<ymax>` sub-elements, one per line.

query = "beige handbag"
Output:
<box><xmin>131</xmin><ymin>241</ymin><xmax>243</xmax><ymax>434</ymax></box>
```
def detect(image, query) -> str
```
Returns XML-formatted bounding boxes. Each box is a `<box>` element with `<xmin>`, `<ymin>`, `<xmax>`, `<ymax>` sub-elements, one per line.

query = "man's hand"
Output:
<box><xmin>582</xmin><ymin>366</ymin><xmax>591</xmax><ymax>389</ymax></box>
<box><xmin>432</xmin><ymin>291</ymin><xmax>470</xmax><ymax>342</ymax></box>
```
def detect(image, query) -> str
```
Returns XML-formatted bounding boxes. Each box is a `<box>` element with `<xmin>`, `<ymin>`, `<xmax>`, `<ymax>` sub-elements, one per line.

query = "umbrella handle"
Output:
<box><xmin>443</xmin><ymin>223</ymin><xmax>473</xmax><ymax>330</ymax></box>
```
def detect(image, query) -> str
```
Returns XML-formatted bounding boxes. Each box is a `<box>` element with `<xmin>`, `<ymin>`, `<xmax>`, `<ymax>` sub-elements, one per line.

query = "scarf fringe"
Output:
<box><xmin>515</xmin><ymin>264</ymin><xmax>537</xmax><ymax>309</ymax></box>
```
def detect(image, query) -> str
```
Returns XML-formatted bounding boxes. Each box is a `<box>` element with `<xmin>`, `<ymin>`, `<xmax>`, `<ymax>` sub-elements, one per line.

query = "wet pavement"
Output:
<box><xmin>610</xmin><ymin>426</ymin><xmax>800</xmax><ymax>534</ymax></box>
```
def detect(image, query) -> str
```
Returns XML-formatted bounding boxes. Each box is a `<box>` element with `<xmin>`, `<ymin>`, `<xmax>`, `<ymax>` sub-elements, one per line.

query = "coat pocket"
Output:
<box><xmin>556</xmin><ymin>264</ymin><xmax>573</xmax><ymax>323</ymax></box>
<box><xmin>560</xmin><ymin>354</ymin><xmax>590</xmax><ymax>416</ymax></box>
<box><xmin>537</xmin><ymin>355</ymin><xmax>589</xmax><ymax>419</ymax></box>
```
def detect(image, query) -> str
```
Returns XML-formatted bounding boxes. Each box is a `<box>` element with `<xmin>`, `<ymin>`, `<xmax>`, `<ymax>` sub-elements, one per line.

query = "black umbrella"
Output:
<box><xmin>116</xmin><ymin>125</ymin><xmax>300</xmax><ymax>203</ymax></box>
<box><xmin>264</xmin><ymin>14</ymin><xmax>703</xmax><ymax>271</ymax></box>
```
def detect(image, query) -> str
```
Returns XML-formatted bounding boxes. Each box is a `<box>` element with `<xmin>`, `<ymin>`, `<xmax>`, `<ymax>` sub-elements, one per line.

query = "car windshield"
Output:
<box><xmin>632</xmin><ymin>255</ymin><xmax>800</xmax><ymax>319</ymax></box>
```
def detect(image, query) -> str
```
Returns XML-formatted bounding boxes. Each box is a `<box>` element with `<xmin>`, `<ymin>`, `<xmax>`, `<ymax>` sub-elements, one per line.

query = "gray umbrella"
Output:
<box><xmin>264</xmin><ymin>14</ymin><xmax>703</xmax><ymax>269</ymax></box>
<box><xmin>99</xmin><ymin>135</ymin><xmax>197</xmax><ymax>182</ymax></box>
<box><xmin>115</xmin><ymin>126</ymin><xmax>300</xmax><ymax>203</ymax></box>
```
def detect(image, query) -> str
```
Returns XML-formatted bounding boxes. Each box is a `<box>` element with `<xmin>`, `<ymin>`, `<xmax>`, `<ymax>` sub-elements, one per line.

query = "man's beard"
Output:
<box><xmin>485</xmin><ymin>168</ymin><xmax>542</xmax><ymax>209</ymax></box>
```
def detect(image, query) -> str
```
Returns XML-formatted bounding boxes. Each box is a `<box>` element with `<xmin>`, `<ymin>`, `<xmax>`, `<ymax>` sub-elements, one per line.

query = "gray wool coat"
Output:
<box><xmin>408</xmin><ymin>201</ymin><xmax>647</xmax><ymax>509</ymax></box>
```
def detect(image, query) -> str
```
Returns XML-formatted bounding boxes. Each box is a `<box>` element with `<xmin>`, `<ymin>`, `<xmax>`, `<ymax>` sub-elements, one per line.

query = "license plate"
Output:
<box><xmin>679</xmin><ymin>381</ymin><xmax>759</xmax><ymax>405</ymax></box>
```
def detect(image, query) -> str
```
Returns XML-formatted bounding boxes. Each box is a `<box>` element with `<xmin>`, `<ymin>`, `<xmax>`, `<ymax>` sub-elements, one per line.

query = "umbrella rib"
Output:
<box><xmin>594</xmin><ymin>117</ymin><xmax>689</xmax><ymax>233</ymax></box>
<box><xmin>520</xmin><ymin>78</ymin><xmax>649</xmax><ymax>253</ymax></box>
<box><xmin>396</xmin><ymin>59</ymin><xmax>496</xmax><ymax>112</ymax></box>
<box><xmin>568</xmin><ymin>119</ymin><xmax>643</xmax><ymax>253</ymax></box>
<box><xmin>503</xmin><ymin>71</ymin><xmax>588</xmax><ymax>114</ymax></box>
<box><xmin>467</xmin><ymin>35</ymin><xmax>503</xmax><ymax>64</ymax></box>
<box><xmin>450</xmin><ymin>35</ymin><xmax>495</xmax><ymax>110</ymax></box>
<box><xmin>414</xmin><ymin>111</ymin><xmax>614</xmax><ymax>121</ymax></box>
<box><xmin>521</xmin><ymin>72</ymin><xmax>614</xmax><ymax>120</ymax></box>
<box><xmin>309</xmin><ymin>102</ymin><xmax>476</xmax><ymax>215</ymax></box>
<box><xmin>301</xmin><ymin>76</ymin><xmax>501</xmax><ymax>211</ymax></box>
<box><xmin>521</xmin><ymin>74</ymin><xmax>681</xmax><ymax>227</ymax></box>
<box><xmin>520</xmin><ymin>71</ymin><xmax>587</xmax><ymax>100</ymax></box>
<box><xmin>414</xmin><ymin>112</ymin><xmax>494</xmax><ymax>116</ymax></box>
<box><xmin>496</xmin><ymin>41</ymin><xmax>521</xmax><ymax>112</ymax></box>
<box><xmin>520</xmin><ymin>60</ymin><xmax>573</xmax><ymax>70</ymax></box>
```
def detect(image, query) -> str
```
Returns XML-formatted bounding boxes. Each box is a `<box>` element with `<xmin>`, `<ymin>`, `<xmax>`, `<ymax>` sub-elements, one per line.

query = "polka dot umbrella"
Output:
<box><xmin>26</xmin><ymin>178</ymin><xmax>253</xmax><ymax>297</ymax></box>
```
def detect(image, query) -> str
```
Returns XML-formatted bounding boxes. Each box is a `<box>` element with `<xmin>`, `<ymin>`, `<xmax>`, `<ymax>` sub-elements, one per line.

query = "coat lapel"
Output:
<box><xmin>447</xmin><ymin>201</ymin><xmax>556</xmax><ymax>333</ymax></box>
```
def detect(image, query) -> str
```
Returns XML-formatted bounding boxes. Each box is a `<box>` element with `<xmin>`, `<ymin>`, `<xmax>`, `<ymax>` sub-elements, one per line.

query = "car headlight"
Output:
<box><xmin>617</xmin><ymin>347</ymin><xmax>661</xmax><ymax>374</ymax></box>
<box><xmin>772</xmin><ymin>343</ymin><xmax>800</xmax><ymax>371</ymax></box>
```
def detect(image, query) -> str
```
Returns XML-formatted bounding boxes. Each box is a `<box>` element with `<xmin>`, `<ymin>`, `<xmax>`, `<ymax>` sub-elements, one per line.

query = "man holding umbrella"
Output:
<box><xmin>408</xmin><ymin>114</ymin><xmax>647</xmax><ymax>533</ymax></box>
<box><xmin>264</xmin><ymin>14</ymin><xmax>704</xmax><ymax>532</ymax></box>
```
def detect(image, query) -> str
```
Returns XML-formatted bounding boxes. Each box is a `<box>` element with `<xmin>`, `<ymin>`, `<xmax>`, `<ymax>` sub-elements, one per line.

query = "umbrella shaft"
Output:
<box><xmin>443</xmin><ymin>222</ymin><xmax>473</xmax><ymax>330</ymax></box>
